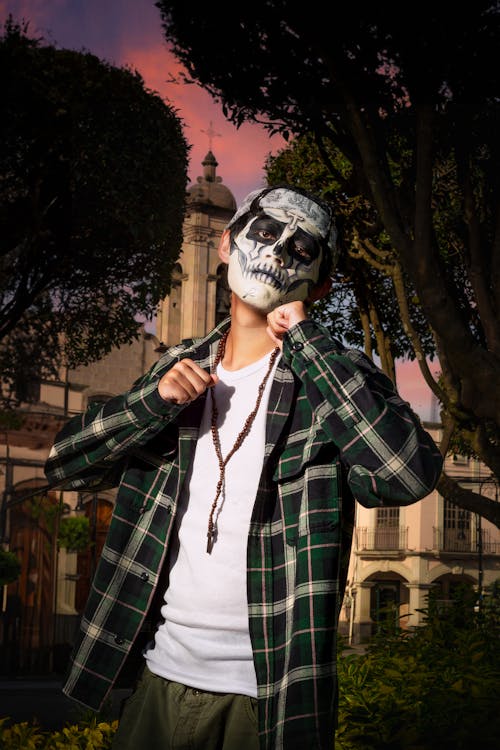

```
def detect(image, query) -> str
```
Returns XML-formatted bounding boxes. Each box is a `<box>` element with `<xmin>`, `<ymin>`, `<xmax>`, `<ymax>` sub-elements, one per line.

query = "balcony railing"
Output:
<box><xmin>433</xmin><ymin>527</ymin><xmax>500</xmax><ymax>554</ymax></box>
<box><xmin>356</xmin><ymin>527</ymin><xmax>500</xmax><ymax>554</ymax></box>
<box><xmin>356</xmin><ymin>526</ymin><xmax>408</xmax><ymax>551</ymax></box>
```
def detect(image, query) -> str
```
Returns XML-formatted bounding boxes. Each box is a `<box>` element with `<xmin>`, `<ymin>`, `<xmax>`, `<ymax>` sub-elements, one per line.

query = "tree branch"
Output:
<box><xmin>437</xmin><ymin>472</ymin><xmax>500</xmax><ymax>529</ymax></box>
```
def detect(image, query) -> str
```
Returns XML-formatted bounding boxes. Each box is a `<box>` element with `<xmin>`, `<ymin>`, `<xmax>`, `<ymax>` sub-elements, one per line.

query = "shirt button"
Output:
<box><xmin>292</xmin><ymin>342</ymin><xmax>304</xmax><ymax>351</ymax></box>
<box><xmin>114</xmin><ymin>635</ymin><xmax>125</xmax><ymax>645</ymax></box>
<box><xmin>140</xmin><ymin>572</ymin><xmax>149</xmax><ymax>582</ymax></box>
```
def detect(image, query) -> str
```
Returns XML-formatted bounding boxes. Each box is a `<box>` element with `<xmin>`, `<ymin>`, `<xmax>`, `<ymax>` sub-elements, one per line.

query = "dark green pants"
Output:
<box><xmin>111</xmin><ymin>666</ymin><xmax>259</xmax><ymax>750</ymax></box>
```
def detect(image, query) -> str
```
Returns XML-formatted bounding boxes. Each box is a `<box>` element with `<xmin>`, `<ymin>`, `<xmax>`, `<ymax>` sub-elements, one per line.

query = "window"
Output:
<box><xmin>377</xmin><ymin>507</ymin><xmax>400</xmax><ymax>527</ymax></box>
<box><xmin>443</xmin><ymin>500</ymin><xmax>471</xmax><ymax>551</ymax></box>
<box><xmin>374</xmin><ymin>507</ymin><xmax>401</xmax><ymax>549</ymax></box>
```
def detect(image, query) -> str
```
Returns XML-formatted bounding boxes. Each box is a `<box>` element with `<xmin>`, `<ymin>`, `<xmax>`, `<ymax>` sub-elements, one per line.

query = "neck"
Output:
<box><xmin>222</xmin><ymin>294</ymin><xmax>277</xmax><ymax>370</ymax></box>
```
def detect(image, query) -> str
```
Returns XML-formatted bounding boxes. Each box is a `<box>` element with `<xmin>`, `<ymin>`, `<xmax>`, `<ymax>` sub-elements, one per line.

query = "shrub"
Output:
<box><xmin>335</xmin><ymin>583</ymin><xmax>500</xmax><ymax>750</ymax></box>
<box><xmin>57</xmin><ymin>516</ymin><xmax>92</xmax><ymax>552</ymax></box>
<box><xmin>0</xmin><ymin>548</ymin><xmax>21</xmax><ymax>585</ymax></box>
<box><xmin>0</xmin><ymin>717</ymin><xmax>117</xmax><ymax>749</ymax></box>
<box><xmin>44</xmin><ymin>718</ymin><xmax>118</xmax><ymax>749</ymax></box>
<box><xmin>0</xmin><ymin>718</ymin><xmax>45</xmax><ymax>750</ymax></box>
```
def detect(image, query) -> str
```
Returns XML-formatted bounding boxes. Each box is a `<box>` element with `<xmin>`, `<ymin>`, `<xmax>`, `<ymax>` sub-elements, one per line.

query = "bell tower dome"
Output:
<box><xmin>157</xmin><ymin>151</ymin><xmax>236</xmax><ymax>346</ymax></box>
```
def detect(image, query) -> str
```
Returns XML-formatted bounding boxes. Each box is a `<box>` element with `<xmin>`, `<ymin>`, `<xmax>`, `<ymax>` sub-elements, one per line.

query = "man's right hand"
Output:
<box><xmin>158</xmin><ymin>359</ymin><xmax>218</xmax><ymax>404</ymax></box>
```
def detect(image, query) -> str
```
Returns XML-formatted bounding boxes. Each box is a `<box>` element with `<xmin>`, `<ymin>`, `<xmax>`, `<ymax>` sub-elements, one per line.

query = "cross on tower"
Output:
<box><xmin>201</xmin><ymin>120</ymin><xmax>221</xmax><ymax>151</ymax></box>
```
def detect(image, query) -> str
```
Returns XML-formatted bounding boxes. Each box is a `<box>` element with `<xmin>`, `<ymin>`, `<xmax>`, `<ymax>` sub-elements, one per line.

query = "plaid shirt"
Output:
<box><xmin>45</xmin><ymin>317</ymin><xmax>442</xmax><ymax>749</ymax></box>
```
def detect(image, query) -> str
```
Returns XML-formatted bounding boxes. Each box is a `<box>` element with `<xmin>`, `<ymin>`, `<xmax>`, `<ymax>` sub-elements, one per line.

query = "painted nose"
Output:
<box><xmin>263</xmin><ymin>242</ymin><xmax>285</xmax><ymax>266</ymax></box>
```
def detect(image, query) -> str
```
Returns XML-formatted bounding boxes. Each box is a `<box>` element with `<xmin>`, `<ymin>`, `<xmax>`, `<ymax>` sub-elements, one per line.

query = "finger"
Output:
<box><xmin>266</xmin><ymin>326</ymin><xmax>283</xmax><ymax>349</ymax></box>
<box><xmin>273</xmin><ymin>302</ymin><xmax>307</xmax><ymax>328</ymax></box>
<box><xmin>176</xmin><ymin>359</ymin><xmax>214</xmax><ymax>392</ymax></box>
<box><xmin>158</xmin><ymin>371</ymin><xmax>196</xmax><ymax>403</ymax></box>
<box><xmin>267</xmin><ymin>312</ymin><xmax>289</xmax><ymax>335</ymax></box>
<box><xmin>158</xmin><ymin>360</ymin><xmax>215</xmax><ymax>403</ymax></box>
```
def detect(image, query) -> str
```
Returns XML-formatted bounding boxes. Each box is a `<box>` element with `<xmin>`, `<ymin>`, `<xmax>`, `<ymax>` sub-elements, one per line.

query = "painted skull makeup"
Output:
<box><xmin>225</xmin><ymin>187</ymin><xmax>337</xmax><ymax>313</ymax></box>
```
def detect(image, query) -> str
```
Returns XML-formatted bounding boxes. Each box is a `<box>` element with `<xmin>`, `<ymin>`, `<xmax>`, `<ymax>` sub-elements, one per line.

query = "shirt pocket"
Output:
<box><xmin>297</xmin><ymin>463</ymin><xmax>340</xmax><ymax>537</ymax></box>
<box><xmin>273</xmin><ymin>421</ymin><xmax>327</xmax><ymax>483</ymax></box>
<box><xmin>277</xmin><ymin>450</ymin><xmax>341</xmax><ymax>545</ymax></box>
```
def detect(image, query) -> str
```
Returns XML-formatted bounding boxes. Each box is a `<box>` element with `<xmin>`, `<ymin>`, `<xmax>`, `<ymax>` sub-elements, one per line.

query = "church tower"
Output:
<box><xmin>156</xmin><ymin>150</ymin><xmax>236</xmax><ymax>346</ymax></box>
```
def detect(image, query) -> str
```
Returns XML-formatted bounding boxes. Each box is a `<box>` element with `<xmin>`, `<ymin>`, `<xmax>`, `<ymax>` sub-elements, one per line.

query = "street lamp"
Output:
<box><xmin>0</xmin><ymin>438</ymin><xmax>12</xmax><ymax>544</ymax></box>
<box><xmin>474</xmin><ymin>475</ymin><xmax>492</xmax><ymax>613</ymax></box>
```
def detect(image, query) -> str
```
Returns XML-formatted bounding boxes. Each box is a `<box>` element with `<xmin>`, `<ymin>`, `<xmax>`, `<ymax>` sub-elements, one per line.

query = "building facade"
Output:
<box><xmin>340</xmin><ymin>425</ymin><xmax>500</xmax><ymax>643</ymax></box>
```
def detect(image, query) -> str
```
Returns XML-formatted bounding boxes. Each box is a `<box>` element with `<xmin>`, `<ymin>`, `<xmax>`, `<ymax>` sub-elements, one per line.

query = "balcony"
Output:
<box><xmin>356</xmin><ymin>526</ymin><xmax>408</xmax><ymax>553</ymax></box>
<box><xmin>433</xmin><ymin>527</ymin><xmax>500</xmax><ymax>554</ymax></box>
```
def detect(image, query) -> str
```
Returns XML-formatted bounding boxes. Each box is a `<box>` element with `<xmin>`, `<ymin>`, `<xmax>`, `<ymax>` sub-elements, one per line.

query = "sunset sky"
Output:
<box><xmin>0</xmin><ymin>0</ymin><xmax>435</xmax><ymax>418</ymax></box>
<box><xmin>1</xmin><ymin>0</ymin><xmax>286</xmax><ymax>204</ymax></box>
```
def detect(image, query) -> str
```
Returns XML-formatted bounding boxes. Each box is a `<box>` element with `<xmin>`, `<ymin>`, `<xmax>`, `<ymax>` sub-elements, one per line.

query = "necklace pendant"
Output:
<box><xmin>206</xmin><ymin>532</ymin><xmax>214</xmax><ymax>554</ymax></box>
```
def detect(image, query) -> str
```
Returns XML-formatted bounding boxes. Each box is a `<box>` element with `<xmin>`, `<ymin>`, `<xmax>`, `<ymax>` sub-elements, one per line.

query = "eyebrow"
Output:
<box><xmin>248</xmin><ymin>215</ymin><xmax>287</xmax><ymax>235</ymax></box>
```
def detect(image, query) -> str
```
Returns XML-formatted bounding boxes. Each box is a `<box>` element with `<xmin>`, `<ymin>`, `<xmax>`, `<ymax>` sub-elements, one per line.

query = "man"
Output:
<box><xmin>45</xmin><ymin>185</ymin><xmax>443</xmax><ymax>750</ymax></box>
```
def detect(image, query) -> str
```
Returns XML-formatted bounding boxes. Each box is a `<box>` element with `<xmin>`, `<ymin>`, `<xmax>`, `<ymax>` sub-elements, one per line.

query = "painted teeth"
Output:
<box><xmin>245</xmin><ymin>266</ymin><xmax>285</xmax><ymax>289</ymax></box>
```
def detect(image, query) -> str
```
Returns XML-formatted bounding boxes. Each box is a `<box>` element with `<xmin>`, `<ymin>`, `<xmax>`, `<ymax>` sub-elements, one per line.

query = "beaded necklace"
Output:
<box><xmin>206</xmin><ymin>329</ymin><xmax>280</xmax><ymax>553</ymax></box>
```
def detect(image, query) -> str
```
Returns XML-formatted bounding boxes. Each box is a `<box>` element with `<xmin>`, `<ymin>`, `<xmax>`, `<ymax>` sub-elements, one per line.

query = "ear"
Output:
<box><xmin>218</xmin><ymin>230</ymin><xmax>231</xmax><ymax>263</ymax></box>
<box><xmin>307</xmin><ymin>276</ymin><xmax>332</xmax><ymax>304</ymax></box>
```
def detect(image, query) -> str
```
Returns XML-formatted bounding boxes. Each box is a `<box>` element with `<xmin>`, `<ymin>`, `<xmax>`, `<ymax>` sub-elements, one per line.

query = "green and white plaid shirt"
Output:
<box><xmin>45</xmin><ymin>317</ymin><xmax>442</xmax><ymax>749</ymax></box>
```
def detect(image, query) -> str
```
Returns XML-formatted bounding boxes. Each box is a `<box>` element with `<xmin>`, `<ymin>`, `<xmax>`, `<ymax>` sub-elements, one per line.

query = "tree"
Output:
<box><xmin>0</xmin><ymin>18</ymin><xmax>189</xmax><ymax>403</ymax></box>
<box><xmin>265</xmin><ymin>135</ymin><xmax>436</xmax><ymax>383</ymax></box>
<box><xmin>156</xmin><ymin>1</ymin><xmax>500</xmax><ymax>526</ymax></box>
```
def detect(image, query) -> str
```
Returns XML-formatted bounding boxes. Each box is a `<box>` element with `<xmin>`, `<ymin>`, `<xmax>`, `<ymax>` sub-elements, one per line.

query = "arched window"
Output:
<box><xmin>168</xmin><ymin>263</ymin><xmax>183</xmax><ymax>343</ymax></box>
<box><xmin>215</xmin><ymin>263</ymin><xmax>231</xmax><ymax>324</ymax></box>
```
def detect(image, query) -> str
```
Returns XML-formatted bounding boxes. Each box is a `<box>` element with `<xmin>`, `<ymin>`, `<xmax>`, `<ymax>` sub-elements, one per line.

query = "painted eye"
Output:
<box><xmin>258</xmin><ymin>229</ymin><xmax>277</xmax><ymax>242</ymax></box>
<box><xmin>293</xmin><ymin>243</ymin><xmax>312</xmax><ymax>262</ymax></box>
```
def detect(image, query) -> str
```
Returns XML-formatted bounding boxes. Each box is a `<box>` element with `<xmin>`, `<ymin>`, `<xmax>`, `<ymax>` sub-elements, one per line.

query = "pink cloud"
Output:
<box><xmin>396</xmin><ymin>358</ymin><xmax>441</xmax><ymax>422</ymax></box>
<box><xmin>119</xmin><ymin>40</ymin><xmax>286</xmax><ymax>204</ymax></box>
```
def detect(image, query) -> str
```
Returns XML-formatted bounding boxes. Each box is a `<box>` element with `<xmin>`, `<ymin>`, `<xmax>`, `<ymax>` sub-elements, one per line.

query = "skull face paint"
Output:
<box><xmin>227</xmin><ymin>188</ymin><xmax>330</xmax><ymax>313</ymax></box>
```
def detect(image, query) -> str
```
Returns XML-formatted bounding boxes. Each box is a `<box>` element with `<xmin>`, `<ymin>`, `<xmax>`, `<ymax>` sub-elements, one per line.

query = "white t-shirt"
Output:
<box><xmin>145</xmin><ymin>349</ymin><xmax>279</xmax><ymax>697</ymax></box>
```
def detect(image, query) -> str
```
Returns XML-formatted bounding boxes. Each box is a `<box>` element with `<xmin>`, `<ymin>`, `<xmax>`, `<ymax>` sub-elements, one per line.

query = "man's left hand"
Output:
<box><xmin>267</xmin><ymin>301</ymin><xmax>308</xmax><ymax>348</ymax></box>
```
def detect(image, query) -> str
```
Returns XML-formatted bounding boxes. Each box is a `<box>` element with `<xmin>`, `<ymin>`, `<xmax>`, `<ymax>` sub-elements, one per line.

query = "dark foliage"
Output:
<box><xmin>0</xmin><ymin>18</ymin><xmax>189</xmax><ymax>403</ymax></box>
